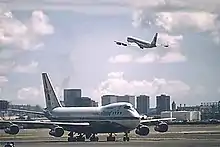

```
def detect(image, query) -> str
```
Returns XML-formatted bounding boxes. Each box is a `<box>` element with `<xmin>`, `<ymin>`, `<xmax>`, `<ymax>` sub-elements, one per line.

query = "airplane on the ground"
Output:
<box><xmin>0</xmin><ymin>73</ymin><xmax>175</xmax><ymax>142</ymax></box>
<box><xmin>114</xmin><ymin>33</ymin><xmax>169</xmax><ymax>49</ymax></box>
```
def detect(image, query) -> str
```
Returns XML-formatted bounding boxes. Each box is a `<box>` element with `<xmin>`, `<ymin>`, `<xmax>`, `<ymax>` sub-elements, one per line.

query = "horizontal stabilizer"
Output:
<box><xmin>0</xmin><ymin>120</ymin><xmax>90</xmax><ymax>127</ymax></box>
<box><xmin>140</xmin><ymin>117</ymin><xmax>176</xmax><ymax>123</ymax></box>
<box><xmin>7</xmin><ymin>109</ymin><xmax>45</xmax><ymax>115</ymax></box>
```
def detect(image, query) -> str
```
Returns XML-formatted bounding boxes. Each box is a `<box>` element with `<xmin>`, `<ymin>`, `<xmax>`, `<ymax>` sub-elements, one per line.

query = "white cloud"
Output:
<box><xmin>155</xmin><ymin>11</ymin><xmax>219</xmax><ymax>33</ymax></box>
<box><xmin>29</xmin><ymin>11</ymin><xmax>54</xmax><ymax>35</ymax></box>
<box><xmin>3</xmin><ymin>0</ymin><xmax>130</xmax><ymax>15</ymax></box>
<box><xmin>135</xmin><ymin>52</ymin><xmax>160</xmax><ymax>63</ymax></box>
<box><xmin>107</xmin><ymin>72</ymin><xmax>124</xmax><ymax>78</ymax></box>
<box><xmin>17</xmin><ymin>87</ymin><xmax>42</xmax><ymax>100</ymax></box>
<box><xmin>159</xmin><ymin>52</ymin><xmax>187</xmax><ymax>63</ymax></box>
<box><xmin>0</xmin><ymin>61</ymin><xmax>15</xmax><ymax>75</ymax></box>
<box><xmin>0</xmin><ymin>9</ymin><xmax>54</xmax><ymax>50</ymax></box>
<box><xmin>135</xmin><ymin>51</ymin><xmax>186</xmax><ymax>64</ymax></box>
<box><xmin>0</xmin><ymin>76</ymin><xmax>8</xmax><ymax>87</ymax></box>
<box><xmin>0</xmin><ymin>9</ymin><xmax>54</xmax><ymax>85</ymax></box>
<box><xmin>129</xmin><ymin>0</ymin><xmax>220</xmax><ymax>13</ymax></box>
<box><xmin>16</xmin><ymin>85</ymin><xmax>62</xmax><ymax>105</ymax></box>
<box><xmin>94</xmin><ymin>71</ymin><xmax>190</xmax><ymax>98</ymax></box>
<box><xmin>13</xmin><ymin>61</ymin><xmax>39</xmax><ymax>73</ymax></box>
<box><xmin>108</xmin><ymin>54</ymin><xmax>133</xmax><ymax>63</ymax></box>
<box><xmin>158</xmin><ymin>33</ymin><xmax>183</xmax><ymax>49</ymax></box>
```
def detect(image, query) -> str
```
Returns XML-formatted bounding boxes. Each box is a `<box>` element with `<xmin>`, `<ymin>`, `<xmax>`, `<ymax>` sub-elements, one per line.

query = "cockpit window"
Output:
<box><xmin>124</xmin><ymin>105</ymin><xmax>131</xmax><ymax>109</ymax></box>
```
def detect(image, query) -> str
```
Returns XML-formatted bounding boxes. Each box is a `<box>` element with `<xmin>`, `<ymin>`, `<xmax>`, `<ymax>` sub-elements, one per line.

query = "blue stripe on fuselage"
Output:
<box><xmin>49</xmin><ymin>116</ymin><xmax>140</xmax><ymax>121</ymax></box>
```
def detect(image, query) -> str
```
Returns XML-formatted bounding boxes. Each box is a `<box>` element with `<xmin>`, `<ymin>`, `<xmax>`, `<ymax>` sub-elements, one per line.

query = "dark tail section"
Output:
<box><xmin>151</xmin><ymin>33</ymin><xmax>158</xmax><ymax>45</ymax></box>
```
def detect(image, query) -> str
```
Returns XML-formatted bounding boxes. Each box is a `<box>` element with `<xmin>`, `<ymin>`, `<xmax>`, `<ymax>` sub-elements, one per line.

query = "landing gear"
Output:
<box><xmin>67</xmin><ymin>132</ymin><xmax>85</xmax><ymax>142</ymax></box>
<box><xmin>123</xmin><ymin>132</ymin><xmax>130</xmax><ymax>142</ymax></box>
<box><xmin>107</xmin><ymin>133</ymin><xmax>116</xmax><ymax>141</ymax></box>
<box><xmin>67</xmin><ymin>132</ymin><xmax>77</xmax><ymax>142</ymax></box>
<box><xmin>90</xmin><ymin>134</ymin><xmax>99</xmax><ymax>142</ymax></box>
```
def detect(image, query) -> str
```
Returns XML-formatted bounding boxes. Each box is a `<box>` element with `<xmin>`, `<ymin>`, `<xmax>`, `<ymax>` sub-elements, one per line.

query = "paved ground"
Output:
<box><xmin>2</xmin><ymin>140</ymin><xmax>220</xmax><ymax>147</ymax></box>
<box><xmin>1</xmin><ymin>124</ymin><xmax>220</xmax><ymax>147</ymax></box>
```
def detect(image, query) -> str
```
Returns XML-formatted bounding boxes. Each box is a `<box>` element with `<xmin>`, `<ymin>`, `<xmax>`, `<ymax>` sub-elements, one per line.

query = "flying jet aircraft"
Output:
<box><xmin>114</xmin><ymin>33</ymin><xmax>169</xmax><ymax>49</ymax></box>
<box><xmin>0</xmin><ymin>73</ymin><xmax>175</xmax><ymax>142</ymax></box>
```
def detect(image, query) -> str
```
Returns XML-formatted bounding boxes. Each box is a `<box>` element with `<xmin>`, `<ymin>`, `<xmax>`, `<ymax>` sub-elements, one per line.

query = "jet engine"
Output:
<box><xmin>49</xmin><ymin>126</ymin><xmax>64</xmax><ymax>137</ymax></box>
<box><xmin>154</xmin><ymin>122</ymin><xmax>168</xmax><ymax>132</ymax></box>
<box><xmin>135</xmin><ymin>125</ymin><xmax>150</xmax><ymax>136</ymax></box>
<box><xmin>4</xmin><ymin>124</ymin><xmax>19</xmax><ymax>135</ymax></box>
<box><xmin>116</xmin><ymin>42</ymin><xmax>122</xmax><ymax>45</ymax></box>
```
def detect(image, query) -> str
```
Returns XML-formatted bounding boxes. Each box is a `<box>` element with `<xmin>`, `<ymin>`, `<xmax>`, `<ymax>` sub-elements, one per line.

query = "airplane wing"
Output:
<box><xmin>7</xmin><ymin>109</ymin><xmax>45</xmax><ymax>115</ymax></box>
<box><xmin>158</xmin><ymin>43</ymin><xmax>169</xmax><ymax>48</ymax></box>
<box><xmin>114</xmin><ymin>41</ymin><xmax>128</xmax><ymax>46</ymax></box>
<box><xmin>140</xmin><ymin>117</ymin><xmax>176</xmax><ymax>123</ymax></box>
<box><xmin>0</xmin><ymin>120</ymin><xmax>90</xmax><ymax>128</ymax></box>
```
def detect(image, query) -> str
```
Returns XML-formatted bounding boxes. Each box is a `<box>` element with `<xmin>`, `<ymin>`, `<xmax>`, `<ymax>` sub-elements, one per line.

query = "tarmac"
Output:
<box><xmin>3</xmin><ymin>140</ymin><xmax>220</xmax><ymax>147</ymax></box>
<box><xmin>1</xmin><ymin>124</ymin><xmax>220</xmax><ymax>147</ymax></box>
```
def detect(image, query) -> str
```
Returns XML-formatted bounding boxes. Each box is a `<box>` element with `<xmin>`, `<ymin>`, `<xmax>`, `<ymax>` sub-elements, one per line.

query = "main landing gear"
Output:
<box><xmin>67</xmin><ymin>132</ymin><xmax>129</xmax><ymax>142</ymax></box>
<box><xmin>67</xmin><ymin>132</ymin><xmax>99</xmax><ymax>142</ymax></box>
<box><xmin>106</xmin><ymin>133</ymin><xmax>130</xmax><ymax>142</ymax></box>
<box><xmin>89</xmin><ymin>134</ymin><xmax>99</xmax><ymax>142</ymax></box>
<box><xmin>123</xmin><ymin>132</ymin><xmax>130</xmax><ymax>142</ymax></box>
<box><xmin>107</xmin><ymin>133</ymin><xmax>116</xmax><ymax>141</ymax></box>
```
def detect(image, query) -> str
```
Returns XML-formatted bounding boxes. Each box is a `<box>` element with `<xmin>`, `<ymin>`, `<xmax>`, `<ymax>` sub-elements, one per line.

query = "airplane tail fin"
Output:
<box><xmin>42</xmin><ymin>73</ymin><xmax>62</xmax><ymax>111</ymax></box>
<box><xmin>151</xmin><ymin>33</ymin><xmax>158</xmax><ymax>45</ymax></box>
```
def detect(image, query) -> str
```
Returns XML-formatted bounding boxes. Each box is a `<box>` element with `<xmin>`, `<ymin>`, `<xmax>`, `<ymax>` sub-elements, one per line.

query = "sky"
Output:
<box><xmin>0</xmin><ymin>0</ymin><xmax>220</xmax><ymax>108</ymax></box>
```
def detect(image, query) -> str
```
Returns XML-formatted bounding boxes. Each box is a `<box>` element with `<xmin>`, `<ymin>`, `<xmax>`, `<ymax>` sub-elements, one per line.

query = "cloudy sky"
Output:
<box><xmin>0</xmin><ymin>0</ymin><xmax>220</xmax><ymax>107</ymax></box>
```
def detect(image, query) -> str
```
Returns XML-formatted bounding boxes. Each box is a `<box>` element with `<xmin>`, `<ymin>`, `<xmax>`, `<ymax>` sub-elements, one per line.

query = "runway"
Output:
<box><xmin>1</xmin><ymin>124</ymin><xmax>220</xmax><ymax>147</ymax></box>
<box><xmin>3</xmin><ymin>140</ymin><xmax>220</xmax><ymax>147</ymax></box>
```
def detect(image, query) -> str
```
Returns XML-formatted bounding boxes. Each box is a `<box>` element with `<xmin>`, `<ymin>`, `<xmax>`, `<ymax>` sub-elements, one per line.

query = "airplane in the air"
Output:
<box><xmin>0</xmin><ymin>73</ymin><xmax>175</xmax><ymax>142</ymax></box>
<box><xmin>114</xmin><ymin>33</ymin><xmax>169</xmax><ymax>49</ymax></box>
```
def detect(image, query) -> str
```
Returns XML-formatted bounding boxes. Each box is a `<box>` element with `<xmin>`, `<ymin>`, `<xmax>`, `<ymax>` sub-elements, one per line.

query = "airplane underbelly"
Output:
<box><xmin>62</xmin><ymin>120</ymin><xmax>139</xmax><ymax>133</ymax></box>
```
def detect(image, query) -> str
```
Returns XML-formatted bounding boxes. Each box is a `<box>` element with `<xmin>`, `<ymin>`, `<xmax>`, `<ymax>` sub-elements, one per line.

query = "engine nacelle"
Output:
<box><xmin>154</xmin><ymin>122</ymin><xmax>168</xmax><ymax>132</ymax></box>
<box><xmin>49</xmin><ymin>126</ymin><xmax>64</xmax><ymax>137</ymax></box>
<box><xmin>4</xmin><ymin>124</ymin><xmax>19</xmax><ymax>135</ymax></box>
<box><xmin>135</xmin><ymin>125</ymin><xmax>150</xmax><ymax>136</ymax></box>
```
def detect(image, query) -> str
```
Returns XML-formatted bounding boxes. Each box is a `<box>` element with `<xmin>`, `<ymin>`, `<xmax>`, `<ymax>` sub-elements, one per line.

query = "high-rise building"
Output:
<box><xmin>101</xmin><ymin>95</ymin><xmax>117</xmax><ymax>106</ymax></box>
<box><xmin>91</xmin><ymin>100</ymin><xmax>98</xmax><ymax>107</ymax></box>
<box><xmin>76</xmin><ymin>97</ymin><xmax>92</xmax><ymax>107</ymax></box>
<box><xmin>156</xmin><ymin>94</ymin><xmax>170</xmax><ymax>114</ymax></box>
<box><xmin>136</xmin><ymin>95</ymin><xmax>150</xmax><ymax>115</ymax></box>
<box><xmin>117</xmin><ymin>95</ymin><xmax>136</xmax><ymax>108</ymax></box>
<box><xmin>101</xmin><ymin>95</ymin><xmax>136</xmax><ymax>107</ymax></box>
<box><xmin>64</xmin><ymin>89</ymin><xmax>82</xmax><ymax>107</ymax></box>
<box><xmin>172</xmin><ymin>101</ymin><xmax>176</xmax><ymax>111</ymax></box>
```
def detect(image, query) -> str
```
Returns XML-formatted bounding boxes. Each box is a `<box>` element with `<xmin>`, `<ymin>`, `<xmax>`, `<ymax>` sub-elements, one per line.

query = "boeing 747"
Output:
<box><xmin>0</xmin><ymin>73</ymin><xmax>175</xmax><ymax>142</ymax></box>
<box><xmin>114</xmin><ymin>33</ymin><xmax>169</xmax><ymax>49</ymax></box>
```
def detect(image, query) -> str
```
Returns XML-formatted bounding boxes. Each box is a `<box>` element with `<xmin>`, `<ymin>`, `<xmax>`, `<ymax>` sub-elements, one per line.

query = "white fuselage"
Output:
<box><xmin>127</xmin><ymin>36</ymin><xmax>156</xmax><ymax>48</ymax></box>
<box><xmin>49</xmin><ymin>102</ymin><xmax>141</xmax><ymax>131</ymax></box>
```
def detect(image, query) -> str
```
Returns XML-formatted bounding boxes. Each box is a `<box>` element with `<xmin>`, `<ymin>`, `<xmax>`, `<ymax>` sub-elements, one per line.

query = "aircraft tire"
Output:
<box><xmin>107</xmin><ymin>136</ymin><xmax>115</xmax><ymax>141</ymax></box>
<box><xmin>123</xmin><ymin>136</ymin><xmax>130</xmax><ymax>142</ymax></box>
<box><xmin>90</xmin><ymin>136</ymin><xmax>99</xmax><ymax>142</ymax></box>
<box><xmin>68</xmin><ymin>137</ymin><xmax>77</xmax><ymax>142</ymax></box>
<box><xmin>77</xmin><ymin>137</ymin><xmax>85</xmax><ymax>142</ymax></box>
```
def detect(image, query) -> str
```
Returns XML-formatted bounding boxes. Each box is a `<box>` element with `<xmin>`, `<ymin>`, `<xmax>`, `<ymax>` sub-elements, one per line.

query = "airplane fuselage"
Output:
<box><xmin>46</xmin><ymin>102</ymin><xmax>141</xmax><ymax>133</ymax></box>
<box><xmin>127</xmin><ymin>37</ymin><xmax>156</xmax><ymax>49</ymax></box>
